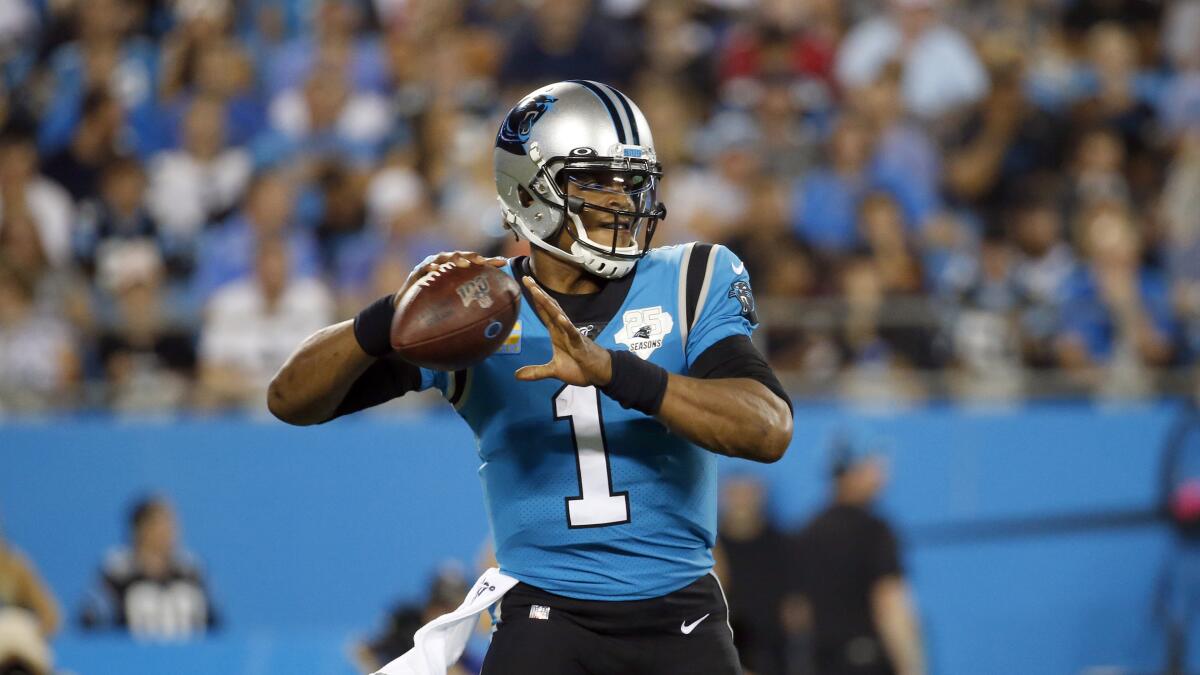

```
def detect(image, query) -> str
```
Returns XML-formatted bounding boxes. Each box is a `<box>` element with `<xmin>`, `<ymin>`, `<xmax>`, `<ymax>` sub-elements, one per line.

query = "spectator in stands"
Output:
<box><xmin>730</xmin><ymin>180</ymin><xmax>826</xmax><ymax>372</ymax></box>
<box><xmin>1056</xmin><ymin>202</ymin><xmax>1176</xmax><ymax>394</ymax></box>
<box><xmin>791</xmin><ymin>436</ymin><xmax>925</xmax><ymax>675</ymax></box>
<box><xmin>40</xmin><ymin>88</ymin><xmax>125</xmax><ymax>204</ymax></box>
<box><xmin>500</xmin><ymin>0</ymin><xmax>632</xmax><ymax>90</ymax></box>
<box><xmin>333</xmin><ymin>163</ymin><xmax>453</xmax><ymax>312</ymax></box>
<box><xmin>0</xmin><ymin>2</ymin><xmax>37</xmax><ymax>90</ymax></box>
<box><xmin>197</xmin><ymin>236</ymin><xmax>333</xmax><ymax>409</ymax></box>
<box><xmin>157</xmin><ymin>0</ymin><xmax>237</xmax><ymax>104</ymax></box>
<box><xmin>855</xmin><ymin>63</ymin><xmax>941</xmax><ymax>232</ymax></box>
<box><xmin>631</xmin><ymin>77</ymin><xmax>700</xmax><ymax>171</ymax></box>
<box><xmin>95</xmin><ymin>242</ymin><xmax>195</xmax><ymax>412</ymax></box>
<box><xmin>794</xmin><ymin>109</ymin><xmax>937</xmax><ymax>259</ymax></box>
<box><xmin>638</xmin><ymin>0</ymin><xmax>716</xmax><ymax>93</ymax></box>
<box><xmin>717</xmin><ymin>474</ymin><xmax>789</xmax><ymax>675</ymax></box>
<box><xmin>0</xmin><ymin>196</ymin><xmax>93</xmax><ymax>338</ymax></box>
<box><xmin>1009</xmin><ymin>195</ymin><xmax>1077</xmax><ymax>368</ymax></box>
<box><xmin>79</xmin><ymin>495</ymin><xmax>219</xmax><ymax>639</ymax></box>
<box><xmin>159</xmin><ymin>24</ymin><xmax>267</xmax><ymax>150</ymax></box>
<box><xmin>944</xmin><ymin>233</ymin><xmax>1026</xmax><ymax>398</ymax></box>
<box><xmin>835</xmin><ymin>0</ymin><xmax>988</xmax><ymax>121</ymax></box>
<box><xmin>1060</xmin><ymin>0</ymin><xmax>1162</xmax><ymax>50</ymax></box>
<box><xmin>792</xmin><ymin>113</ymin><xmax>876</xmax><ymax>255</ymax></box>
<box><xmin>147</xmin><ymin>96</ymin><xmax>253</xmax><ymax>247</ymax></box>
<box><xmin>39</xmin><ymin>0</ymin><xmax>158</xmax><ymax>156</ymax></box>
<box><xmin>858</xmin><ymin>192</ymin><xmax>923</xmax><ymax>295</ymax></box>
<box><xmin>1066</xmin><ymin>126</ymin><xmax>1131</xmax><ymax>215</ymax></box>
<box><xmin>313</xmin><ymin>161</ymin><xmax>370</xmax><ymax>277</ymax></box>
<box><xmin>1159</xmin><ymin>1</ymin><xmax>1200</xmax><ymax>136</ymax></box>
<box><xmin>192</xmin><ymin>170</ymin><xmax>318</xmax><ymax>303</ymax></box>
<box><xmin>1070</xmin><ymin>23</ymin><xmax>1162</xmax><ymax>204</ymax></box>
<box><xmin>265</xmin><ymin>59</ymin><xmax>391</xmax><ymax>167</ymax></box>
<box><xmin>753</xmin><ymin>77</ymin><xmax>824</xmax><ymax>179</ymax></box>
<box><xmin>659</xmin><ymin>112</ymin><xmax>756</xmax><ymax>246</ymax></box>
<box><xmin>0</xmin><ymin>124</ymin><xmax>74</xmax><ymax>269</ymax></box>
<box><xmin>1163</xmin><ymin>130</ymin><xmax>1200</xmax><ymax>365</ymax></box>
<box><xmin>718</xmin><ymin>0</ymin><xmax>844</xmax><ymax>95</ymax></box>
<box><xmin>438</xmin><ymin>136</ymin><xmax>509</xmax><ymax>256</ymax></box>
<box><xmin>941</xmin><ymin>44</ymin><xmax>1067</xmax><ymax>214</ymax></box>
<box><xmin>75</xmin><ymin>156</ymin><xmax>190</xmax><ymax>281</ymax></box>
<box><xmin>0</xmin><ymin>264</ymin><xmax>78</xmax><ymax>412</ymax></box>
<box><xmin>836</xmin><ymin>253</ymin><xmax>930</xmax><ymax>402</ymax></box>
<box><xmin>265</xmin><ymin>0</ymin><xmax>387</xmax><ymax>97</ymax></box>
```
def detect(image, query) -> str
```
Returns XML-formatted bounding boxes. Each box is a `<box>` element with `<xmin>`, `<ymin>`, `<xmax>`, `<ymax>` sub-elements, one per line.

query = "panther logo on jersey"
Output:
<box><xmin>456</xmin><ymin>276</ymin><xmax>494</xmax><ymax>309</ymax></box>
<box><xmin>728</xmin><ymin>281</ymin><xmax>757</xmax><ymax>323</ymax></box>
<box><xmin>496</xmin><ymin>93</ymin><xmax>558</xmax><ymax>155</ymax></box>
<box><xmin>614</xmin><ymin>307</ymin><xmax>674</xmax><ymax>360</ymax></box>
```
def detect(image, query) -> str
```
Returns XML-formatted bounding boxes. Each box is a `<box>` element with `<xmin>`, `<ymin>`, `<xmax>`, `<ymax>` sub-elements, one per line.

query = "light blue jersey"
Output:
<box><xmin>419</xmin><ymin>243</ymin><xmax>757</xmax><ymax>600</ymax></box>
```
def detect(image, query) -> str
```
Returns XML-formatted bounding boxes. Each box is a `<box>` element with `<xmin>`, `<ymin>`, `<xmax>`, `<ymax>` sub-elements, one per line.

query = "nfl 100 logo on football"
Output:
<box><xmin>614</xmin><ymin>306</ymin><xmax>674</xmax><ymax>360</ymax></box>
<box><xmin>456</xmin><ymin>275</ymin><xmax>494</xmax><ymax>309</ymax></box>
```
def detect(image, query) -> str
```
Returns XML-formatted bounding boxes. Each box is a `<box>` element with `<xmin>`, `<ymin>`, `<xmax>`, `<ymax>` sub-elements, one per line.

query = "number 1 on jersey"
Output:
<box><xmin>555</xmin><ymin>385</ymin><xmax>630</xmax><ymax>528</ymax></box>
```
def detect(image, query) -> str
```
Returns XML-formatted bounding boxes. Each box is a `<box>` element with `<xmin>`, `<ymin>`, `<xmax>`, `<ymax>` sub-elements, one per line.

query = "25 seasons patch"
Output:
<box><xmin>614</xmin><ymin>306</ymin><xmax>674</xmax><ymax>360</ymax></box>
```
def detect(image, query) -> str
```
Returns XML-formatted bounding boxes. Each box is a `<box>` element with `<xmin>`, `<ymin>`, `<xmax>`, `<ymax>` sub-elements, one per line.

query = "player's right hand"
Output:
<box><xmin>394</xmin><ymin>251</ymin><xmax>508</xmax><ymax>305</ymax></box>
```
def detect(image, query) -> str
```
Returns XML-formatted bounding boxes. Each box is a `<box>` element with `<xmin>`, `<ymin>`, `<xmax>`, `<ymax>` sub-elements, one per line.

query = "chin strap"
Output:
<box><xmin>571</xmin><ymin>240</ymin><xmax>636</xmax><ymax>279</ymax></box>
<box><xmin>501</xmin><ymin>203</ymin><xmax>639</xmax><ymax>280</ymax></box>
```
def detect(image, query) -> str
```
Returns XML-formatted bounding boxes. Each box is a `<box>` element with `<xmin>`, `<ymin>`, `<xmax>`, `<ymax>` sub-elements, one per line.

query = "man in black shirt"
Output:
<box><xmin>791</xmin><ymin>438</ymin><xmax>925</xmax><ymax>675</ymax></box>
<box><xmin>717</xmin><ymin>474</ymin><xmax>790</xmax><ymax>675</ymax></box>
<box><xmin>40</xmin><ymin>89</ymin><xmax>124</xmax><ymax>204</ymax></box>
<box><xmin>79</xmin><ymin>496</ymin><xmax>218</xmax><ymax>639</ymax></box>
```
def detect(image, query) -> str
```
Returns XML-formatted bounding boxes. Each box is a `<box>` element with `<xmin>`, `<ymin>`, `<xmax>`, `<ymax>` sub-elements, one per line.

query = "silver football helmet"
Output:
<box><xmin>493</xmin><ymin>80</ymin><xmax>666</xmax><ymax>279</ymax></box>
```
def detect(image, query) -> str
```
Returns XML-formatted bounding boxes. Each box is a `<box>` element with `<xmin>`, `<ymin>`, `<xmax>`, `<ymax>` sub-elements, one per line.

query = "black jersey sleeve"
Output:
<box><xmin>325</xmin><ymin>354</ymin><xmax>425</xmax><ymax>422</ymax></box>
<box><xmin>687</xmin><ymin>334</ymin><xmax>792</xmax><ymax>413</ymax></box>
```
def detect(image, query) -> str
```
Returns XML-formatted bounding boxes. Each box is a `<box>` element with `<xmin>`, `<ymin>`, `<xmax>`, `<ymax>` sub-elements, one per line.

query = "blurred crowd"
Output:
<box><xmin>0</xmin><ymin>0</ymin><xmax>1198</xmax><ymax>412</ymax></box>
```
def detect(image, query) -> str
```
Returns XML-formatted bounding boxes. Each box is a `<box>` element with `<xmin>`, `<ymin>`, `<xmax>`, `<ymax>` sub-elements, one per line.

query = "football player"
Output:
<box><xmin>269</xmin><ymin>80</ymin><xmax>794</xmax><ymax>674</ymax></box>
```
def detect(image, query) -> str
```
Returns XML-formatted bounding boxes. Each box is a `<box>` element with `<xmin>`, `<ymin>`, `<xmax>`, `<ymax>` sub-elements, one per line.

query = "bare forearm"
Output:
<box><xmin>945</xmin><ymin>131</ymin><xmax>1008</xmax><ymax>199</ymax></box>
<box><xmin>656</xmin><ymin>376</ymin><xmax>792</xmax><ymax>462</ymax></box>
<box><xmin>267</xmin><ymin>320</ymin><xmax>376</xmax><ymax>425</ymax></box>
<box><xmin>874</xmin><ymin>578</ymin><xmax>926</xmax><ymax>675</ymax></box>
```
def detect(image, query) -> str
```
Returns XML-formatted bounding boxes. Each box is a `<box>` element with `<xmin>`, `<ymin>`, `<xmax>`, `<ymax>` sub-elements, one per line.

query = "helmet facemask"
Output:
<box><xmin>529</xmin><ymin>150</ymin><xmax>666</xmax><ymax>278</ymax></box>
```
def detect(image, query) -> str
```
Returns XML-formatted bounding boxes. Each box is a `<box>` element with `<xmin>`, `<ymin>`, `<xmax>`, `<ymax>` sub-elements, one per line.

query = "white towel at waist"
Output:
<box><xmin>373</xmin><ymin>567</ymin><xmax>518</xmax><ymax>675</ymax></box>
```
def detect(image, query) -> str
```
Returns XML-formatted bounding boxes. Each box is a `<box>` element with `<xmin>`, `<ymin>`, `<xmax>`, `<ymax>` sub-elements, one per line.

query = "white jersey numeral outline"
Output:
<box><xmin>554</xmin><ymin>385</ymin><xmax>631</xmax><ymax>528</ymax></box>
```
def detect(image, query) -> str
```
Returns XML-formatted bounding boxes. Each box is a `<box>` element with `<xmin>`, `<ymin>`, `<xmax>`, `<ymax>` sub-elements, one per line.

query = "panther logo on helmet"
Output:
<box><xmin>496</xmin><ymin>94</ymin><xmax>558</xmax><ymax>156</ymax></box>
<box><xmin>493</xmin><ymin>81</ymin><xmax>667</xmax><ymax>280</ymax></box>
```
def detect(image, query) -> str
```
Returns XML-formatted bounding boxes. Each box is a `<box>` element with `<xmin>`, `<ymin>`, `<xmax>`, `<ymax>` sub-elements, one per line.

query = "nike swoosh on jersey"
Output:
<box><xmin>680</xmin><ymin>613</ymin><xmax>710</xmax><ymax>634</ymax></box>
<box><xmin>731</xmin><ymin>261</ymin><xmax>744</xmax><ymax>275</ymax></box>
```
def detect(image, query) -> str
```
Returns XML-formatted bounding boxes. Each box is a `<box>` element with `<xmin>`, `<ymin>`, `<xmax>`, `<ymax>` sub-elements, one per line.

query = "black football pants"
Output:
<box><xmin>482</xmin><ymin>573</ymin><xmax>742</xmax><ymax>675</ymax></box>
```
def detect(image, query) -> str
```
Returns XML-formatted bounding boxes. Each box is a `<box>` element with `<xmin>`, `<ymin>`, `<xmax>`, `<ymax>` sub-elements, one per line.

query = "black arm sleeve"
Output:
<box><xmin>324</xmin><ymin>354</ymin><xmax>424</xmax><ymax>422</ymax></box>
<box><xmin>687</xmin><ymin>334</ymin><xmax>793</xmax><ymax>413</ymax></box>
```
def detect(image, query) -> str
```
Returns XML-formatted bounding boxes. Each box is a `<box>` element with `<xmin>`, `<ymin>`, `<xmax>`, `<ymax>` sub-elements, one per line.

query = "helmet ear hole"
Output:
<box><xmin>517</xmin><ymin>185</ymin><xmax>534</xmax><ymax>208</ymax></box>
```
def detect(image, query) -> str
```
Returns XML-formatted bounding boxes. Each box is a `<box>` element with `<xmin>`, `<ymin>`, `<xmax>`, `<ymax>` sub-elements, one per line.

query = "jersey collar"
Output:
<box><xmin>514</xmin><ymin>255</ymin><xmax>637</xmax><ymax>338</ymax></box>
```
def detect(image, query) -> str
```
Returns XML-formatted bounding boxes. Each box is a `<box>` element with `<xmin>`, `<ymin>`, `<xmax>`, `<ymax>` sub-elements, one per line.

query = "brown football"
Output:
<box><xmin>390</xmin><ymin>263</ymin><xmax>521</xmax><ymax>371</ymax></box>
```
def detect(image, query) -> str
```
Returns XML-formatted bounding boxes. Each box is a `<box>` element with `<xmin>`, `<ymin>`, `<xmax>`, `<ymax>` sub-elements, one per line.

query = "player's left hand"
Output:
<box><xmin>515</xmin><ymin>277</ymin><xmax>613</xmax><ymax>387</ymax></box>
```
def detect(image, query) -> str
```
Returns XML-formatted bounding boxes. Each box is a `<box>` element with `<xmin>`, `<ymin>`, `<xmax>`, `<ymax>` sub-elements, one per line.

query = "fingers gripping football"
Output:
<box><xmin>397</xmin><ymin>251</ymin><xmax>508</xmax><ymax>305</ymax></box>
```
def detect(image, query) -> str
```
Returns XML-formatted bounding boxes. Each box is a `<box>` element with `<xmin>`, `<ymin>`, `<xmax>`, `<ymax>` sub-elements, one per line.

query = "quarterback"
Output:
<box><xmin>269</xmin><ymin>80</ymin><xmax>793</xmax><ymax>674</ymax></box>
